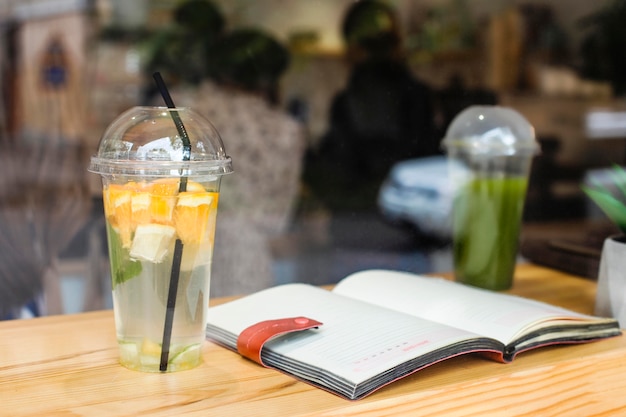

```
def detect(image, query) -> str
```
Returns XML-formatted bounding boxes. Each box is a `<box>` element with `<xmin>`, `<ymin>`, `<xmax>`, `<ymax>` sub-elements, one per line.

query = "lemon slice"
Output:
<box><xmin>169</xmin><ymin>343</ymin><xmax>201</xmax><ymax>367</ymax></box>
<box><xmin>118</xmin><ymin>340</ymin><xmax>139</xmax><ymax>366</ymax></box>
<box><xmin>130</xmin><ymin>223</ymin><xmax>176</xmax><ymax>263</ymax></box>
<box><xmin>141</xmin><ymin>338</ymin><xmax>162</xmax><ymax>357</ymax></box>
<box><xmin>186</xmin><ymin>181</ymin><xmax>206</xmax><ymax>192</ymax></box>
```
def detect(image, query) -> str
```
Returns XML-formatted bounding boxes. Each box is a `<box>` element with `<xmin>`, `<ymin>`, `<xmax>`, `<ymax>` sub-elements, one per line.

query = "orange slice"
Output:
<box><xmin>104</xmin><ymin>180</ymin><xmax>213</xmax><ymax>248</ymax></box>
<box><xmin>149</xmin><ymin>195</ymin><xmax>175</xmax><ymax>225</ymax></box>
<box><xmin>174</xmin><ymin>192</ymin><xmax>218</xmax><ymax>245</ymax></box>
<box><xmin>103</xmin><ymin>184</ymin><xmax>133</xmax><ymax>248</ymax></box>
<box><xmin>150</xmin><ymin>178</ymin><xmax>180</xmax><ymax>196</ymax></box>
<box><xmin>131</xmin><ymin>191</ymin><xmax>151</xmax><ymax>228</ymax></box>
<box><xmin>148</xmin><ymin>180</ymin><xmax>178</xmax><ymax>225</ymax></box>
<box><xmin>150</xmin><ymin>178</ymin><xmax>207</xmax><ymax>193</ymax></box>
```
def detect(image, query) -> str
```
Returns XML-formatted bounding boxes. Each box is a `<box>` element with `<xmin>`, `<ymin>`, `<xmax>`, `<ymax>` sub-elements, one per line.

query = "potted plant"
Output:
<box><xmin>582</xmin><ymin>165</ymin><xmax>626</xmax><ymax>326</ymax></box>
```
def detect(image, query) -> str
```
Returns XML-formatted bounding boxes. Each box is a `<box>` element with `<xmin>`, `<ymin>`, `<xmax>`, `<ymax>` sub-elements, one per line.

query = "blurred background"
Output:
<box><xmin>1</xmin><ymin>0</ymin><xmax>625</xmax><ymax>318</ymax></box>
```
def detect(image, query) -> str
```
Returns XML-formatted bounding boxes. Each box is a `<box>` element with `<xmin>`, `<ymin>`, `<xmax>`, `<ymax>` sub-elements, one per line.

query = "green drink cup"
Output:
<box><xmin>443</xmin><ymin>106</ymin><xmax>538</xmax><ymax>290</ymax></box>
<box><xmin>89</xmin><ymin>106</ymin><xmax>233</xmax><ymax>372</ymax></box>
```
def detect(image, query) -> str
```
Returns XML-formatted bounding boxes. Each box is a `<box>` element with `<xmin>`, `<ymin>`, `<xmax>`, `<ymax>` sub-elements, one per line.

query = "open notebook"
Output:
<box><xmin>206</xmin><ymin>270</ymin><xmax>621</xmax><ymax>400</ymax></box>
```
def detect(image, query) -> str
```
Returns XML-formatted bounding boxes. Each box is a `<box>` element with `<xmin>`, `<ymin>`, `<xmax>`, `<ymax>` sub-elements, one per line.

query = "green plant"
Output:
<box><xmin>582</xmin><ymin>165</ymin><xmax>626</xmax><ymax>233</ymax></box>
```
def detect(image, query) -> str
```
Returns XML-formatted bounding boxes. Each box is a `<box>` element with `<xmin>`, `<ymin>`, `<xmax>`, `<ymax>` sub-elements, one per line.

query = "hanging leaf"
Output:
<box><xmin>582</xmin><ymin>167</ymin><xmax>626</xmax><ymax>234</ymax></box>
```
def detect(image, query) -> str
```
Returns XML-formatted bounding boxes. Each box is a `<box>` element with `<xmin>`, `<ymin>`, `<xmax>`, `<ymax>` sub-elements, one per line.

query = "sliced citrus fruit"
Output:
<box><xmin>139</xmin><ymin>353</ymin><xmax>160</xmax><ymax>368</ymax></box>
<box><xmin>174</xmin><ymin>192</ymin><xmax>217</xmax><ymax>245</ymax></box>
<box><xmin>168</xmin><ymin>343</ymin><xmax>201</xmax><ymax>367</ymax></box>
<box><xmin>148</xmin><ymin>180</ymin><xmax>178</xmax><ymax>225</ymax></box>
<box><xmin>150</xmin><ymin>195</ymin><xmax>175</xmax><ymax>225</ymax></box>
<box><xmin>129</xmin><ymin>223</ymin><xmax>176</xmax><ymax>262</ymax></box>
<box><xmin>131</xmin><ymin>191</ymin><xmax>151</xmax><ymax>228</ymax></box>
<box><xmin>118</xmin><ymin>340</ymin><xmax>139</xmax><ymax>368</ymax></box>
<box><xmin>103</xmin><ymin>184</ymin><xmax>133</xmax><ymax>248</ymax></box>
<box><xmin>186</xmin><ymin>180</ymin><xmax>206</xmax><ymax>192</ymax></box>
<box><xmin>150</xmin><ymin>178</ymin><xmax>179</xmax><ymax>194</ymax></box>
<box><xmin>140</xmin><ymin>338</ymin><xmax>162</xmax><ymax>357</ymax></box>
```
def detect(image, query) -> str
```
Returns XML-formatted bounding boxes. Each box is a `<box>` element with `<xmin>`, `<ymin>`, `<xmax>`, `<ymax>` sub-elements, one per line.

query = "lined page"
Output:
<box><xmin>206</xmin><ymin>283</ymin><xmax>482</xmax><ymax>383</ymax></box>
<box><xmin>333</xmin><ymin>270</ymin><xmax>595</xmax><ymax>345</ymax></box>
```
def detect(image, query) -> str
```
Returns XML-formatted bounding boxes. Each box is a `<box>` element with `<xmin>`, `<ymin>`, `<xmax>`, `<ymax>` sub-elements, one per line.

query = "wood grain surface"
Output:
<box><xmin>1</xmin><ymin>263</ymin><xmax>625</xmax><ymax>417</ymax></box>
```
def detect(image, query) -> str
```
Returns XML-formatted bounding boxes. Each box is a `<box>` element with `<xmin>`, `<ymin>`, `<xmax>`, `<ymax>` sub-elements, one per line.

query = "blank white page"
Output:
<box><xmin>333</xmin><ymin>270</ymin><xmax>594</xmax><ymax>345</ymax></box>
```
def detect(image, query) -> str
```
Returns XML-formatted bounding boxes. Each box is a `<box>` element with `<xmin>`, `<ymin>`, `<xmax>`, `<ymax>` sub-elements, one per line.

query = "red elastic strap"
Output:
<box><xmin>237</xmin><ymin>317</ymin><xmax>323</xmax><ymax>366</ymax></box>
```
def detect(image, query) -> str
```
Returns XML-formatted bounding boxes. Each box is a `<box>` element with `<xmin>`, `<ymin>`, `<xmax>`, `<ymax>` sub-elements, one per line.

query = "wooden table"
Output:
<box><xmin>2</xmin><ymin>264</ymin><xmax>625</xmax><ymax>416</ymax></box>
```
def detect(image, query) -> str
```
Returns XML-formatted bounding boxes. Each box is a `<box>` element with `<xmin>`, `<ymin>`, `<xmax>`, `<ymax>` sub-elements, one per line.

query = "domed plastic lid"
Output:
<box><xmin>442</xmin><ymin>106</ymin><xmax>538</xmax><ymax>156</ymax></box>
<box><xmin>89</xmin><ymin>106</ymin><xmax>233</xmax><ymax>178</ymax></box>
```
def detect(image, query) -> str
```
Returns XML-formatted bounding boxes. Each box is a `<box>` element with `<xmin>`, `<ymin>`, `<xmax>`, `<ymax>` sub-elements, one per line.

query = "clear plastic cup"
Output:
<box><xmin>89</xmin><ymin>106</ymin><xmax>232</xmax><ymax>372</ymax></box>
<box><xmin>442</xmin><ymin>106</ymin><xmax>538</xmax><ymax>290</ymax></box>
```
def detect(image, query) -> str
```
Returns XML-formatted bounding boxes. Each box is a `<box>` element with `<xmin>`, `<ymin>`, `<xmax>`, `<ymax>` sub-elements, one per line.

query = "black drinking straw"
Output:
<box><xmin>153</xmin><ymin>72</ymin><xmax>191</xmax><ymax>371</ymax></box>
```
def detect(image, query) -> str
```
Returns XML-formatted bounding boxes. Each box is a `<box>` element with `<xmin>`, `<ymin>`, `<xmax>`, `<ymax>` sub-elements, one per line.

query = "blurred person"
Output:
<box><xmin>307</xmin><ymin>0</ymin><xmax>437</xmax><ymax>212</ymax></box>
<box><xmin>141</xmin><ymin>0</ymin><xmax>225</xmax><ymax>103</ymax></box>
<box><xmin>172</xmin><ymin>29</ymin><xmax>306</xmax><ymax>297</ymax></box>
<box><xmin>0</xmin><ymin>138</ymin><xmax>91</xmax><ymax>319</ymax></box>
<box><xmin>436</xmin><ymin>73</ymin><xmax>497</xmax><ymax>135</ymax></box>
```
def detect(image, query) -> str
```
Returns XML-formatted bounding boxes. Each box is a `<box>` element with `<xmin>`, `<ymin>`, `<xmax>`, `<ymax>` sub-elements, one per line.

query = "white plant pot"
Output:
<box><xmin>595</xmin><ymin>235</ymin><xmax>626</xmax><ymax>327</ymax></box>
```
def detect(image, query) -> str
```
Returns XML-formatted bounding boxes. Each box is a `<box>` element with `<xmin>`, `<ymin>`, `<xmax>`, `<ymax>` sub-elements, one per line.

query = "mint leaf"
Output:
<box><xmin>106</xmin><ymin>223</ymin><xmax>142</xmax><ymax>288</ymax></box>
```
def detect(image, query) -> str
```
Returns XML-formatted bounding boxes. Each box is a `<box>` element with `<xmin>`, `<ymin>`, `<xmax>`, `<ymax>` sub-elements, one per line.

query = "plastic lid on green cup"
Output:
<box><xmin>89</xmin><ymin>106</ymin><xmax>233</xmax><ymax>178</ymax></box>
<box><xmin>442</xmin><ymin>105</ymin><xmax>539</xmax><ymax>156</ymax></box>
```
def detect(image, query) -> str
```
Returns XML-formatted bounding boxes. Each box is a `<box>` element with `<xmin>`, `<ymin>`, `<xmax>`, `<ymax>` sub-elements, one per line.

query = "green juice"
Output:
<box><xmin>452</xmin><ymin>177</ymin><xmax>528</xmax><ymax>290</ymax></box>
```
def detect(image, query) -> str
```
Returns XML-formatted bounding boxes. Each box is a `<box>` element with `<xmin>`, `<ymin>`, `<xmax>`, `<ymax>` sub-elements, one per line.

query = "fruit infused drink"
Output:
<box><xmin>89</xmin><ymin>106</ymin><xmax>233</xmax><ymax>372</ymax></box>
<box><xmin>104</xmin><ymin>178</ymin><xmax>218</xmax><ymax>371</ymax></box>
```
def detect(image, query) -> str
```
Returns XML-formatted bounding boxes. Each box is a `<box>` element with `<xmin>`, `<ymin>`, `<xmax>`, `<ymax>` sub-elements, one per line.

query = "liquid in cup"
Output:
<box><xmin>89</xmin><ymin>107</ymin><xmax>232</xmax><ymax>372</ymax></box>
<box><xmin>443</xmin><ymin>106</ymin><xmax>538</xmax><ymax>290</ymax></box>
